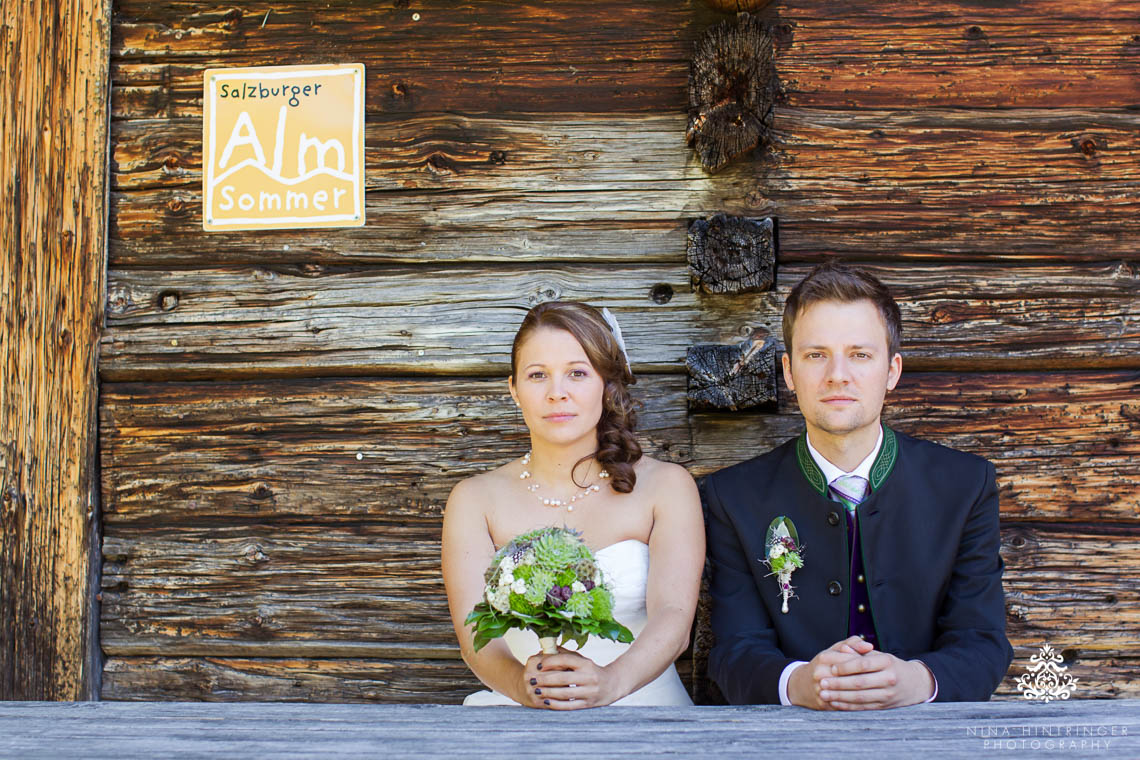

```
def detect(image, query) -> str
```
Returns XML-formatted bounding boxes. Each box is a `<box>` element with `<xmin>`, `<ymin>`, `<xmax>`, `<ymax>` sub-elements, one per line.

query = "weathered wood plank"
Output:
<box><xmin>99</xmin><ymin>261</ymin><xmax>1140</xmax><ymax>379</ymax></box>
<box><xmin>108</xmin><ymin>104</ymin><xmax>1140</xmax><ymax>264</ymax></box>
<box><xmin>1002</xmin><ymin>526</ymin><xmax>1140</xmax><ymax>658</ymax></box>
<box><xmin>5</xmin><ymin>702</ymin><xmax>1140</xmax><ymax>757</ymax></box>
<box><xmin>109</xmin><ymin>0</ymin><xmax>703</xmax><ymax>119</ymax></box>
<box><xmin>100</xmin><ymin>371</ymin><xmax>1140</xmax><ymax>524</ymax></box>
<box><xmin>774</xmin><ymin>1</ymin><xmax>1140</xmax><ymax>109</ymax></box>
<box><xmin>99</xmin><ymin>521</ymin><xmax>455</xmax><ymax>652</ymax></box>
<box><xmin>98</xmin><ymin>376</ymin><xmax>691</xmax><ymax>524</ymax></box>
<box><xmin>107</xmin><ymin>1</ymin><xmax>1140</xmax><ymax>118</ymax></box>
<box><xmin>0</xmin><ymin>0</ymin><xmax>111</xmax><ymax>700</ymax></box>
<box><xmin>99</xmin><ymin>521</ymin><xmax>1140</xmax><ymax>655</ymax></box>
<box><xmin>101</xmin><ymin>656</ymin><xmax>482</xmax><ymax>703</ymax></box>
<box><xmin>114</xmin><ymin>109</ymin><xmax>1140</xmax><ymax>191</ymax></box>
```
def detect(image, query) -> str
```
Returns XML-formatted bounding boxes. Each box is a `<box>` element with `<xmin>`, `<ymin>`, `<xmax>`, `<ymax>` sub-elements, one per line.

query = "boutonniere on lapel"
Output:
<box><xmin>763</xmin><ymin>516</ymin><xmax>804</xmax><ymax>614</ymax></box>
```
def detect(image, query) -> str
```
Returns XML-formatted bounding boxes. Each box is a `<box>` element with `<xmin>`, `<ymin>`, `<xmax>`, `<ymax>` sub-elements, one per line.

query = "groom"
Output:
<box><xmin>702</xmin><ymin>262</ymin><xmax>1012</xmax><ymax>708</ymax></box>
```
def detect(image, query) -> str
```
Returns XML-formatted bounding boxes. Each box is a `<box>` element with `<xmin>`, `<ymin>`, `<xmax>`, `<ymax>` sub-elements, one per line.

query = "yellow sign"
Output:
<box><xmin>202</xmin><ymin>64</ymin><xmax>365</xmax><ymax>231</ymax></box>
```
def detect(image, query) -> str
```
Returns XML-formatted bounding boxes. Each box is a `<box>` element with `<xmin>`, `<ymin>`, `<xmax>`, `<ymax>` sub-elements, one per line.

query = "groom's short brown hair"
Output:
<box><xmin>783</xmin><ymin>261</ymin><xmax>902</xmax><ymax>356</ymax></box>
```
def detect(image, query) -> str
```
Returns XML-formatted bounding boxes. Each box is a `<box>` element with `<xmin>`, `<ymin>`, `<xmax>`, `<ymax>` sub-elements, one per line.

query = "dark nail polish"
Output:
<box><xmin>530</xmin><ymin>678</ymin><xmax>537</xmax><ymax>685</ymax></box>
<box><xmin>534</xmin><ymin>688</ymin><xmax>541</xmax><ymax>695</ymax></box>
<box><xmin>537</xmin><ymin>663</ymin><xmax>543</xmax><ymax>670</ymax></box>
<box><xmin>543</xmin><ymin>699</ymin><xmax>550</xmax><ymax>706</ymax></box>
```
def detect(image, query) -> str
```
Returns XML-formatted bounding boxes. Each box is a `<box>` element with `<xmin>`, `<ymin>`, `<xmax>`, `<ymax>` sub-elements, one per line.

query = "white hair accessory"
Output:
<box><xmin>601</xmin><ymin>307</ymin><xmax>632</xmax><ymax>376</ymax></box>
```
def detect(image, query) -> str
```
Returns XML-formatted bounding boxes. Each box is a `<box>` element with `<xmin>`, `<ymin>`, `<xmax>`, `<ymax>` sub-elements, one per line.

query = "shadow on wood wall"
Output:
<box><xmin>99</xmin><ymin>0</ymin><xmax>1140</xmax><ymax>702</ymax></box>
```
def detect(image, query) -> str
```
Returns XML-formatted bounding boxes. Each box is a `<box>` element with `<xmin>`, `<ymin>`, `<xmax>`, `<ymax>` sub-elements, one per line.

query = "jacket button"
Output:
<box><xmin>827</xmin><ymin>511</ymin><xmax>840</xmax><ymax>526</ymax></box>
<box><xmin>828</xmin><ymin>581</ymin><xmax>842</xmax><ymax>596</ymax></box>
<box><xmin>857</xmin><ymin>603</ymin><xmax>867</xmax><ymax>614</ymax></box>
<box><xmin>857</xmin><ymin>574</ymin><xmax>865</xmax><ymax>584</ymax></box>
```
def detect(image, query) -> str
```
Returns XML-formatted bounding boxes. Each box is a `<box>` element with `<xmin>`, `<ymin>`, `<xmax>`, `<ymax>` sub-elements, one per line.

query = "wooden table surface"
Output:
<box><xmin>3</xmin><ymin>699</ymin><xmax>1138</xmax><ymax>758</ymax></box>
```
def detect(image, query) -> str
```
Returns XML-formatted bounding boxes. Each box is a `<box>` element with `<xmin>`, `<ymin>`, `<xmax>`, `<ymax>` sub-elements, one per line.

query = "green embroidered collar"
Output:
<box><xmin>796</xmin><ymin>425</ymin><xmax>898</xmax><ymax>495</ymax></box>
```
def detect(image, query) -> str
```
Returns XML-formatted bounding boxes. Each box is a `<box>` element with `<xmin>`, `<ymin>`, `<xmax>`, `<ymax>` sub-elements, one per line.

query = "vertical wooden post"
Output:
<box><xmin>0</xmin><ymin>0</ymin><xmax>111</xmax><ymax>700</ymax></box>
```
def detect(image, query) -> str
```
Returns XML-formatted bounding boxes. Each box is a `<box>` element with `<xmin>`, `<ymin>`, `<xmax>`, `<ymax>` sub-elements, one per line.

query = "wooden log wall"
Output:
<box><xmin>1</xmin><ymin>0</ymin><xmax>111</xmax><ymax>699</ymax></box>
<box><xmin>101</xmin><ymin>0</ymin><xmax>1140</xmax><ymax>702</ymax></box>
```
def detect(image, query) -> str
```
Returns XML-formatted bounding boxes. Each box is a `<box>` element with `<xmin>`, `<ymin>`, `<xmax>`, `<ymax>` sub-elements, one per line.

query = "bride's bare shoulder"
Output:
<box><xmin>446</xmin><ymin>459</ymin><xmax>518</xmax><ymax>511</ymax></box>
<box><xmin>634</xmin><ymin>455</ymin><xmax>696</xmax><ymax>488</ymax></box>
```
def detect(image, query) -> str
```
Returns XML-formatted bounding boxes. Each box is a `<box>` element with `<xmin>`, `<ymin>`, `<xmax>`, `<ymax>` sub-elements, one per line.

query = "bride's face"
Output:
<box><xmin>509</xmin><ymin>327</ymin><xmax>605</xmax><ymax>446</ymax></box>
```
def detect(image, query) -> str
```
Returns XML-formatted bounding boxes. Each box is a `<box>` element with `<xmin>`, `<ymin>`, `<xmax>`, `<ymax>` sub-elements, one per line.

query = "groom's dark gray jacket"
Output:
<box><xmin>702</xmin><ymin>426</ymin><xmax>1013</xmax><ymax>704</ymax></box>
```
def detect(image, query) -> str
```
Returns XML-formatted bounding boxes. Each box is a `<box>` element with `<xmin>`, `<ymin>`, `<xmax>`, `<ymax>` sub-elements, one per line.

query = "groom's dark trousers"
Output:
<box><xmin>702</xmin><ymin>426</ymin><xmax>1013</xmax><ymax>704</ymax></box>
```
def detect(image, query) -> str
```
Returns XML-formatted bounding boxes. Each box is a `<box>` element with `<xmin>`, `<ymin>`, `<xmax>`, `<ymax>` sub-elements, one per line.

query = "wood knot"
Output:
<box><xmin>251</xmin><ymin>484</ymin><xmax>274</xmax><ymax>501</ymax></box>
<box><xmin>59</xmin><ymin>328</ymin><xmax>72</xmax><ymax>349</ymax></box>
<box><xmin>166</xmin><ymin>197</ymin><xmax>186</xmax><ymax>215</ymax></box>
<box><xmin>489</xmin><ymin>150</ymin><xmax>507</xmax><ymax>165</ymax></box>
<box><xmin>649</xmin><ymin>283</ymin><xmax>674</xmax><ymax>304</ymax></box>
<box><xmin>244</xmin><ymin>544</ymin><xmax>269</xmax><ymax>563</ymax></box>
<box><xmin>529</xmin><ymin>286</ymin><xmax>561</xmax><ymax>305</ymax></box>
<box><xmin>108</xmin><ymin>289</ymin><xmax>130</xmax><ymax>314</ymax></box>
<box><xmin>1071</xmin><ymin>134</ymin><xmax>1105</xmax><ymax>158</ymax></box>
<box><xmin>158</xmin><ymin>290</ymin><xmax>180</xmax><ymax>312</ymax></box>
<box><xmin>964</xmin><ymin>25</ymin><xmax>985</xmax><ymax>40</ymax></box>
<box><xmin>427</xmin><ymin>153</ymin><xmax>457</xmax><ymax>175</ymax></box>
<box><xmin>773</xmin><ymin>22</ymin><xmax>794</xmax><ymax>50</ymax></box>
<box><xmin>391</xmin><ymin>82</ymin><xmax>408</xmax><ymax>98</ymax></box>
<box><xmin>928</xmin><ymin>303</ymin><xmax>957</xmax><ymax>324</ymax></box>
<box><xmin>162</xmin><ymin>153</ymin><xmax>182</xmax><ymax>173</ymax></box>
<box><xmin>221</xmin><ymin>8</ymin><xmax>242</xmax><ymax>24</ymax></box>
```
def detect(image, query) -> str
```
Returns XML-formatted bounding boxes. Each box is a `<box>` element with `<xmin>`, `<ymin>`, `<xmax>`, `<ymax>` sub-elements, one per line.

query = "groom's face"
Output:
<box><xmin>781</xmin><ymin>299</ymin><xmax>902</xmax><ymax>443</ymax></box>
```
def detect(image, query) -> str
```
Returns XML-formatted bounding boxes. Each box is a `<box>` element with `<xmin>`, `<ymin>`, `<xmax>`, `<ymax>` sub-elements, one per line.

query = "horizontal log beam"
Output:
<box><xmin>109</xmin><ymin>110</ymin><xmax>1140</xmax><ymax>266</ymax></box>
<box><xmin>101</xmin><ymin>656</ymin><xmax>482</xmax><ymax>703</ymax></box>
<box><xmin>99</xmin><ymin>261</ymin><xmax>1140</xmax><ymax>379</ymax></box>
<box><xmin>773</xmin><ymin>3</ymin><xmax>1140</xmax><ymax>109</ymax></box>
<box><xmin>108</xmin><ymin>1</ymin><xmax>1140</xmax><ymax>118</ymax></box>
<box><xmin>100</xmin><ymin>371</ymin><xmax>1140</xmax><ymax>525</ymax></box>
<box><xmin>99</xmin><ymin>652</ymin><xmax>1137</xmax><ymax>702</ymax></box>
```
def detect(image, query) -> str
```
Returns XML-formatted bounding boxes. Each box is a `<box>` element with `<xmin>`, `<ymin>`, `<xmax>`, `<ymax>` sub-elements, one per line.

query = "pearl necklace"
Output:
<box><xmin>518</xmin><ymin>451</ymin><xmax>610</xmax><ymax>511</ymax></box>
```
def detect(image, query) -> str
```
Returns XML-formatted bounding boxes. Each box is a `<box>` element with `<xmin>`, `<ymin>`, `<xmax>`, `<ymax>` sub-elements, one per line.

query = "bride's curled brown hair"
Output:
<box><xmin>511</xmin><ymin>301</ymin><xmax>642</xmax><ymax>493</ymax></box>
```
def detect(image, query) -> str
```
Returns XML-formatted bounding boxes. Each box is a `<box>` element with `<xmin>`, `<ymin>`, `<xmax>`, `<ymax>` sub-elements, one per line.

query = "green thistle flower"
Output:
<box><xmin>564</xmin><ymin>592</ymin><xmax>593</xmax><ymax>618</ymax></box>
<box><xmin>533</xmin><ymin>531</ymin><xmax>580</xmax><ymax>570</ymax></box>
<box><xmin>588</xmin><ymin>586</ymin><xmax>614</xmax><ymax>619</ymax></box>
<box><xmin>525</xmin><ymin>569</ymin><xmax>555</xmax><ymax>606</ymax></box>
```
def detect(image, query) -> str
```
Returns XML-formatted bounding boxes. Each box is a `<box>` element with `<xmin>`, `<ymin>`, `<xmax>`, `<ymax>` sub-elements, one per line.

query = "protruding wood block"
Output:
<box><xmin>687</xmin><ymin>335</ymin><xmax>777</xmax><ymax>411</ymax></box>
<box><xmin>687</xmin><ymin>13</ymin><xmax>777</xmax><ymax>172</ymax></box>
<box><xmin>688</xmin><ymin>215</ymin><xmax>776</xmax><ymax>294</ymax></box>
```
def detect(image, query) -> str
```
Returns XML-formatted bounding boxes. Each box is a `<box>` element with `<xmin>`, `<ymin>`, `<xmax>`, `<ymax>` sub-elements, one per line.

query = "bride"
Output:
<box><xmin>442</xmin><ymin>301</ymin><xmax>704</xmax><ymax>708</ymax></box>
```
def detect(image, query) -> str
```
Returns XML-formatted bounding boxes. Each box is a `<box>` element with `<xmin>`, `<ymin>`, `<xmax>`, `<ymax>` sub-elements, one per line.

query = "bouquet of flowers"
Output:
<box><xmin>466</xmin><ymin>526</ymin><xmax>634</xmax><ymax>655</ymax></box>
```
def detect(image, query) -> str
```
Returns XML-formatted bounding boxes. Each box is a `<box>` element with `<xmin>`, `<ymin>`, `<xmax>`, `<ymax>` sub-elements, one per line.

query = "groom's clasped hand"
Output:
<box><xmin>789</xmin><ymin>636</ymin><xmax>936</xmax><ymax>711</ymax></box>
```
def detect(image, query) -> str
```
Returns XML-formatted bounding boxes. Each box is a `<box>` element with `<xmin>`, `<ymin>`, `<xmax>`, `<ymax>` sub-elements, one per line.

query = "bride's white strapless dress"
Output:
<box><xmin>463</xmin><ymin>539</ymin><xmax>692</xmax><ymax>706</ymax></box>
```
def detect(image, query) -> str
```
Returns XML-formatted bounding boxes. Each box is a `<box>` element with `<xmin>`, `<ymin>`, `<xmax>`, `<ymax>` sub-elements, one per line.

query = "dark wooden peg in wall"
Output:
<box><xmin>688</xmin><ymin>214</ymin><xmax>776</xmax><ymax>294</ymax></box>
<box><xmin>687</xmin><ymin>334</ymin><xmax>777</xmax><ymax>412</ymax></box>
<box><xmin>687</xmin><ymin>13</ymin><xmax>777</xmax><ymax>172</ymax></box>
